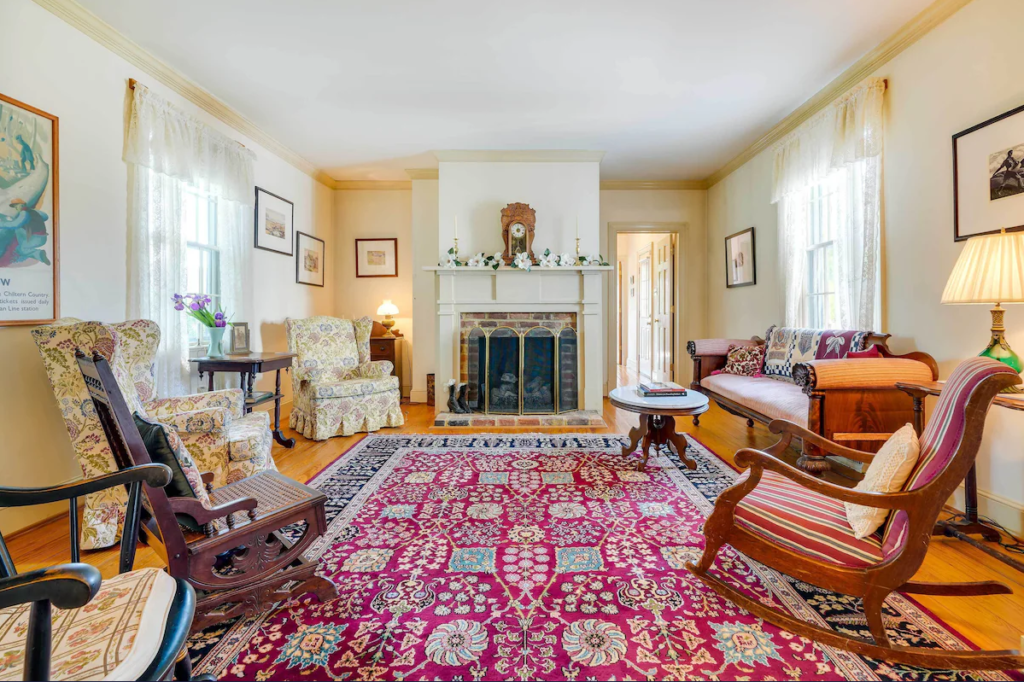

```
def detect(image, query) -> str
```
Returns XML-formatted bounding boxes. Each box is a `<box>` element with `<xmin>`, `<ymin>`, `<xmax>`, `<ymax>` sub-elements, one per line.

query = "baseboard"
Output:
<box><xmin>947</xmin><ymin>485</ymin><xmax>1024</xmax><ymax>537</ymax></box>
<box><xmin>410</xmin><ymin>389</ymin><xmax>428</xmax><ymax>404</ymax></box>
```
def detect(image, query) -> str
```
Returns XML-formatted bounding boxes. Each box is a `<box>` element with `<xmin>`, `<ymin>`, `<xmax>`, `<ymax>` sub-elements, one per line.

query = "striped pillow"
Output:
<box><xmin>845</xmin><ymin>423</ymin><xmax>919</xmax><ymax>538</ymax></box>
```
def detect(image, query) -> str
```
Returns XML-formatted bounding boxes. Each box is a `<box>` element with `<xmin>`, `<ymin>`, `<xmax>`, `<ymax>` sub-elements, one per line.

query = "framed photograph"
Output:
<box><xmin>254</xmin><ymin>187</ymin><xmax>294</xmax><ymax>255</ymax></box>
<box><xmin>0</xmin><ymin>93</ymin><xmax>59</xmax><ymax>326</ymax></box>
<box><xmin>953</xmin><ymin>103</ymin><xmax>1024</xmax><ymax>241</ymax></box>
<box><xmin>296</xmin><ymin>231</ymin><xmax>325</xmax><ymax>287</ymax></box>
<box><xmin>725</xmin><ymin>227</ymin><xmax>756</xmax><ymax>288</ymax></box>
<box><xmin>355</xmin><ymin>238</ymin><xmax>398</xmax><ymax>277</ymax></box>
<box><xmin>228</xmin><ymin>322</ymin><xmax>250</xmax><ymax>354</ymax></box>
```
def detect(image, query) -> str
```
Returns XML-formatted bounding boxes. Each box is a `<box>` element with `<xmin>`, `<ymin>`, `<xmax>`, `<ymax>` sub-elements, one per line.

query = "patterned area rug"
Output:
<box><xmin>189</xmin><ymin>435</ymin><xmax>1021</xmax><ymax>681</ymax></box>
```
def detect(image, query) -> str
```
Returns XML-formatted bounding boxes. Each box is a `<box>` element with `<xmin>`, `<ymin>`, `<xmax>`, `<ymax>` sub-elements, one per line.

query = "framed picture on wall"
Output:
<box><xmin>355</xmin><ymin>237</ymin><xmax>398</xmax><ymax>277</ymax></box>
<box><xmin>725</xmin><ymin>227</ymin><xmax>756</xmax><ymax>288</ymax></box>
<box><xmin>0</xmin><ymin>92</ymin><xmax>59</xmax><ymax>326</ymax></box>
<box><xmin>296</xmin><ymin>231</ymin><xmax>325</xmax><ymax>287</ymax></box>
<box><xmin>953</xmin><ymin>102</ymin><xmax>1024</xmax><ymax>241</ymax></box>
<box><xmin>254</xmin><ymin>187</ymin><xmax>294</xmax><ymax>255</ymax></box>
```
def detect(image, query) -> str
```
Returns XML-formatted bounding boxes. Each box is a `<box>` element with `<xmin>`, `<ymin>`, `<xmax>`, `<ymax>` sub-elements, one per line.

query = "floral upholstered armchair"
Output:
<box><xmin>286</xmin><ymin>315</ymin><xmax>404</xmax><ymax>440</ymax></box>
<box><xmin>33</xmin><ymin>318</ymin><xmax>276</xmax><ymax>548</ymax></box>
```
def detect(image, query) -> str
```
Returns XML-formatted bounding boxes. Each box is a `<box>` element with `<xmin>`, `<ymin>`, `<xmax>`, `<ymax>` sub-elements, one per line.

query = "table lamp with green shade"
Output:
<box><xmin>942</xmin><ymin>229</ymin><xmax>1024</xmax><ymax>388</ymax></box>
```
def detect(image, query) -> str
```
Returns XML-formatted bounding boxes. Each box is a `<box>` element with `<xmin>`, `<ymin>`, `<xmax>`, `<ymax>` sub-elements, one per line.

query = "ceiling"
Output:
<box><xmin>78</xmin><ymin>0</ymin><xmax>935</xmax><ymax>182</ymax></box>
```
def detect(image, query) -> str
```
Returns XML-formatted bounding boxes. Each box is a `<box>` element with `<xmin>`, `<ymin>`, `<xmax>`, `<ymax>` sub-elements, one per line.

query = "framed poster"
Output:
<box><xmin>355</xmin><ymin>237</ymin><xmax>398</xmax><ymax>277</ymax></box>
<box><xmin>296</xmin><ymin>231</ymin><xmax>325</xmax><ymax>287</ymax></box>
<box><xmin>725</xmin><ymin>227</ymin><xmax>756</xmax><ymax>288</ymax></box>
<box><xmin>254</xmin><ymin>187</ymin><xmax>294</xmax><ymax>255</ymax></box>
<box><xmin>953</xmin><ymin>103</ymin><xmax>1024</xmax><ymax>241</ymax></box>
<box><xmin>0</xmin><ymin>93</ymin><xmax>59</xmax><ymax>326</ymax></box>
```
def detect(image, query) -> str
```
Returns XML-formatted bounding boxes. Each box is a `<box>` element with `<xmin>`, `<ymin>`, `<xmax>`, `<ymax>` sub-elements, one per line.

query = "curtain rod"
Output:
<box><xmin>127</xmin><ymin>78</ymin><xmax>248</xmax><ymax>150</ymax></box>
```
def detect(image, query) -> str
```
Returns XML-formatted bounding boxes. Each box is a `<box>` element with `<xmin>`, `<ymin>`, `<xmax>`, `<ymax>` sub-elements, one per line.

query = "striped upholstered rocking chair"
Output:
<box><xmin>687</xmin><ymin>357</ymin><xmax>1024</xmax><ymax>670</ymax></box>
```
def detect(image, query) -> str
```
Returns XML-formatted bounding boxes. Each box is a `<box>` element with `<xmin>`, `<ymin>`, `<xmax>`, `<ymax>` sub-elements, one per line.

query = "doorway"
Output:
<box><xmin>614</xmin><ymin>231</ymin><xmax>675</xmax><ymax>388</ymax></box>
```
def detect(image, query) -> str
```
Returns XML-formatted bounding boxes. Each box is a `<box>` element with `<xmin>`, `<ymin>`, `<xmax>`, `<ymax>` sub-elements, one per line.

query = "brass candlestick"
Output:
<box><xmin>575</xmin><ymin>237</ymin><xmax>581</xmax><ymax>264</ymax></box>
<box><xmin>453</xmin><ymin>237</ymin><xmax>459</xmax><ymax>259</ymax></box>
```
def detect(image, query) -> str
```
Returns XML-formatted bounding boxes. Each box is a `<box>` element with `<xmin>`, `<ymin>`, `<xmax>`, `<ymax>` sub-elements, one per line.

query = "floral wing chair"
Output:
<box><xmin>33</xmin><ymin>318</ymin><xmax>274</xmax><ymax>548</ymax></box>
<box><xmin>286</xmin><ymin>315</ymin><xmax>404</xmax><ymax>440</ymax></box>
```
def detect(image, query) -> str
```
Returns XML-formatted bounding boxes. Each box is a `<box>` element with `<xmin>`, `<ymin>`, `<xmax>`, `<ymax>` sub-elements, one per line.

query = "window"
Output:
<box><xmin>183</xmin><ymin>187</ymin><xmax>220</xmax><ymax>347</ymax></box>
<box><xmin>805</xmin><ymin>175</ymin><xmax>841</xmax><ymax>328</ymax></box>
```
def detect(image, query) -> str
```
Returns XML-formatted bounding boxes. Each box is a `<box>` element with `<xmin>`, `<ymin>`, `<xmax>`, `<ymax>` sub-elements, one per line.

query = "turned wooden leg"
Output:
<box><xmin>746</xmin><ymin>418</ymin><xmax>755</xmax><ymax>427</ymax></box>
<box><xmin>692</xmin><ymin>415</ymin><xmax>700</xmax><ymax>426</ymax></box>
<box><xmin>638</xmin><ymin>417</ymin><xmax>655</xmax><ymax>472</ymax></box>
<box><xmin>796</xmin><ymin>443</ymin><xmax>831</xmax><ymax>475</ymax></box>
<box><xmin>621</xmin><ymin>414</ymin><xmax>649</xmax><ymax>458</ymax></box>
<box><xmin>664</xmin><ymin>416</ymin><xmax>696</xmax><ymax>470</ymax></box>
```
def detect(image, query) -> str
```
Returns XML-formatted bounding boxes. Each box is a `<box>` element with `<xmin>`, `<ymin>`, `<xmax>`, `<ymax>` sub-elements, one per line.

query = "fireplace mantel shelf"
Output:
<box><xmin>423</xmin><ymin>265</ymin><xmax>613</xmax><ymax>272</ymax></box>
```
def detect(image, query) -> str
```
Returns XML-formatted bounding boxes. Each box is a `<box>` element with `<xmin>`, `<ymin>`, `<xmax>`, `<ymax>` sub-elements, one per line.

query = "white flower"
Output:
<box><xmin>538</xmin><ymin>253</ymin><xmax>559</xmax><ymax>268</ymax></box>
<box><xmin>443</xmin><ymin>255</ymin><xmax>459</xmax><ymax>269</ymax></box>
<box><xmin>513</xmin><ymin>252</ymin><xmax>532</xmax><ymax>271</ymax></box>
<box><xmin>558</xmin><ymin>252</ymin><xmax>577</xmax><ymax>267</ymax></box>
<box><xmin>467</xmin><ymin>252</ymin><xmax>486</xmax><ymax>268</ymax></box>
<box><xmin>446</xmin><ymin>379</ymin><xmax>456</xmax><ymax>387</ymax></box>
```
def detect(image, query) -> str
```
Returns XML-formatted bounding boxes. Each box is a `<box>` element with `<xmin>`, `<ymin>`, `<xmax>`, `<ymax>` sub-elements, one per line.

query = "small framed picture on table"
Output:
<box><xmin>355</xmin><ymin>238</ymin><xmax>398</xmax><ymax>277</ymax></box>
<box><xmin>296</xmin><ymin>231</ymin><xmax>325</xmax><ymax>287</ymax></box>
<box><xmin>229</xmin><ymin>322</ymin><xmax>250</xmax><ymax>354</ymax></box>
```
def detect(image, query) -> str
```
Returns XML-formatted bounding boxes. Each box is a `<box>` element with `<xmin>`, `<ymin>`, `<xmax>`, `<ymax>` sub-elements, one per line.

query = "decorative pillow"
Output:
<box><xmin>846</xmin><ymin>345</ymin><xmax>882</xmax><ymax>359</ymax></box>
<box><xmin>719</xmin><ymin>344</ymin><xmax>765</xmax><ymax>377</ymax></box>
<box><xmin>845</xmin><ymin>423</ymin><xmax>920</xmax><ymax>539</ymax></box>
<box><xmin>133</xmin><ymin>413</ymin><xmax>209</xmax><ymax>532</ymax></box>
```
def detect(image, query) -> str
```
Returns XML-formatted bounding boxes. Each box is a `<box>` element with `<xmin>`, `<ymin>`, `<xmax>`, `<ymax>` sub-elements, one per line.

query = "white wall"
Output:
<box><xmin>705</xmin><ymin>0</ymin><xmax>1024</xmax><ymax>532</ymax></box>
<box><xmin>410</xmin><ymin>179</ymin><xmax>439</xmax><ymax>403</ymax></box>
<box><xmin>437</xmin><ymin>161</ymin><xmax>601</xmax><ymax>259</ymax></box>
<box><xmin>334</xmin><ymin>190</ymin><xmax>413</xmax><ymax>395</ymax></box>
<box><xmin>0</xmin><ymin>0</ymin><xmax>335</xmax><ymax>534</ymax></box>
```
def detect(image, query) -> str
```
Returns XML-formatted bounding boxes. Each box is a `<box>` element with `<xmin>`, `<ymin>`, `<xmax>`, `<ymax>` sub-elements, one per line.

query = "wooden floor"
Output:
<box><xmin>7</xmin><ymin>372</ymin><xmax>1024</xmax><ymax>656</ymax></box>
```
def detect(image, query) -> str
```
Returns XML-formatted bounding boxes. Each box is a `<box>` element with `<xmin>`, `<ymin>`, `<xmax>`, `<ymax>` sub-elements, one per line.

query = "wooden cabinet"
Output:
<box><xmin>369</xmin><ymin>321</ymin><xmax>403</xmax><ymax>383</ymax></box>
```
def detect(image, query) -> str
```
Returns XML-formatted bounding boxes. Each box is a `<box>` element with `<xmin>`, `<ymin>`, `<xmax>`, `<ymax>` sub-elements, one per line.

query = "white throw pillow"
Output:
<box><xmin>845</xmin><ymin>423</ymin><xmax>920</xmax><ymax>539</ymax></box>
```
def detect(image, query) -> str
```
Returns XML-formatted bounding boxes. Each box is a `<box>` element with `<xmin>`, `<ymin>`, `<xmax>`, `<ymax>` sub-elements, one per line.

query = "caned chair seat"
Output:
<box><xmin>734</xmin><ymin>470</ymin><xmax>884</xmax><ymax>567</ymax></box>
<box><xmin>0</xmin><ymin>568</ymin><xmax>177</xmax><ymax>681</ymax></box>
<box><xmin>312</xmin><ymin>376</ymin><xmax>399</xmax><ymax>399</ymax></box>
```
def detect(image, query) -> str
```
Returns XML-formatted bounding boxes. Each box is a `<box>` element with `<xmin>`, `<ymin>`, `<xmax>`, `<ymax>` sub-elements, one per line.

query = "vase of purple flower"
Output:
<box><xmin>173</xmin><ymin>293</ymin><xmax>231</xmax><ymax>357</ymax></box>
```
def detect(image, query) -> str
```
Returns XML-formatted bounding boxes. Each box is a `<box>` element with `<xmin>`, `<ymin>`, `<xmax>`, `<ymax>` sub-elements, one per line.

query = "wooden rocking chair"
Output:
<box><xmin>76</xmin><ymin>350</ymin><xmax>338</xmax><ymax>631</ymax></box>
<box><xmin>687</xmin><ymin>357</ymin><xmax>1024</xmax><ymax>670</ymax></box>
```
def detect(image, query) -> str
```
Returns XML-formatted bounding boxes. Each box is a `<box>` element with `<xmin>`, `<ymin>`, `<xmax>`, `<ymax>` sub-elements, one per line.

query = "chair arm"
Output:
<box><xmin>792</xmin><ymin>358</ymin><xmax>935</xmax><ymax>396</ymax></box>
<box><xmin>146</xmin><ymin>388</ymin><xmax>245</xmax><ymax>420</ymax></box>
<box><xmin>687</xmin><ymin>337</ymin><xmax>761</xmax><ymax>359</ymax></box>
<box><xmin>734</xmin><ymin>448</ymin><xmax>916</xmax><ymax>510</ymax></box>
<box><xmin>767</xmin><ymin>420</ymin><xmax>878</xmax><ymax>463</ymax></box>
<box><xmin>155</xmin><ymin>407</ymin><xmax>230</xmax><ymax>434</ymax></box>
<box><xmin>0</xmin><ymin>564</ymin><xmax>101</xmax><ymax>611</ymax></box>
<box><xmin>169</xmin><ymin>496</ymin><xmax>258</xmax><ymax>525</ymax></box>
<box><xmin>0</xmin><ymin>464</ymin><xmax>172</xmax><ymax>508</ymax></box>
<box><xmin>356</xmin><ymin>360</ymin><xmax>394</xmax><ymax>379</ymax></box>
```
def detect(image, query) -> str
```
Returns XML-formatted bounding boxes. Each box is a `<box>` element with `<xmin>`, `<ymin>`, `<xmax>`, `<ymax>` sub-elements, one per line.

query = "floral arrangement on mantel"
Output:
<box><xmin>441</xmin><ymin>248</ymin><xmax>608</xmax><ymax>271</ymax></box>
<box><xmin>172</xmin><ymin>292</ymin><xmax>233</xmax><ymax>356</ymax></box>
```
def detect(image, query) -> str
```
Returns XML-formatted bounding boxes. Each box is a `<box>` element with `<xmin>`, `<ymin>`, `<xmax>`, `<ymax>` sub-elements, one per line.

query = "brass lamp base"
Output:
<box><xmin>381</xmin><ymin>316</ymin><xmax>396</xmax><ymax>338</ymax></box>
<box><xmin>979</xmin><ymin>304</ymin><xmax>1023</xmax><ymax>393</ymax></box>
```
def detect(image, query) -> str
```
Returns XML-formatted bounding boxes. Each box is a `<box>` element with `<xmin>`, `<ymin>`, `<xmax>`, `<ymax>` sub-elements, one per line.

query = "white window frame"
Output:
<box><xmin>183</xmin><ymin>187</ymin><xmax>222</xmax><ymax>349</ymax></box>
<box><xmin>804</xmin><ymin>178</ymin><xmax>840</xmax><ymax>329</ymax></box>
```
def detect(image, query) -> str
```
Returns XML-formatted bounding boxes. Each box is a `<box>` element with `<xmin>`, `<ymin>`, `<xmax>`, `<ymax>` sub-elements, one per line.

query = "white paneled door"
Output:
<box><xmin>638</xmin><ymin>245</ymin><xmax>653</xmax><ymax>380</ymax></box>
<box><xmin>652</xmin><ymin>234</ymin><xmax>674</xmax><ymax>383</ymax></box>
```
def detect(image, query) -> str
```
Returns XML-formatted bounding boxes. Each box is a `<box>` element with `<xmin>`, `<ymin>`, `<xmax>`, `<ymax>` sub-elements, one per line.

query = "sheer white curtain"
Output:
<box><xmin>772</xmin><ymin>77</ymin><xmax>884</xmax><ymax>330</ymax></box>
<box><xmin>124</xmin><ymin>85</ymin><xmax>255</xmax><ymax>396</ymax></box>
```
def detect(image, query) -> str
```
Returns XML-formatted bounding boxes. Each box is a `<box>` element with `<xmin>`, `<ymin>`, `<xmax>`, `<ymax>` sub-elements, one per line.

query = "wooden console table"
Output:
<box><xmin>896</xmin><ymin>379</ymin><xmax>1024</xmax><ymax>573</ymax></box>
<box><xmin>191</xmin><ymin>351</ymin><xmax>297</xmax><ymax>449</ymax></box>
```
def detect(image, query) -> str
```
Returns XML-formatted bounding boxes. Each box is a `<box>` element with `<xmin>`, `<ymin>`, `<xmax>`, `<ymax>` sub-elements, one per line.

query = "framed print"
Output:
<box><xmin>355</xmin><ymin>237</ymin><xmax>398</xmax><ymax>277</ymax></box>
<box><xmin>0</xmin><ymin>93</ymin><xmax>59</xmax><ymax>326</ymax></box>
<box><xmin>254</xmin><ymin>187</ymin><xmax>294</xmax><ymax>255</ymax></box>
<box><xmin>228</xmin><ymin>322</ymin><xmax>250</xmax><ymax>354</ymax></box>
<box><xmin>725</xmin><ymin>227</ymin><xmax>756</xmax><ymax>288</ymax></box>
<box><xmin>953</xmin><ymin>102</ymin><xmax>1024</xmax><ymax>241</ymax></box>
<box><xmin>296</xmin><ymin>231</ymin><xmax>325</xmax><ymax>287</ymax></box>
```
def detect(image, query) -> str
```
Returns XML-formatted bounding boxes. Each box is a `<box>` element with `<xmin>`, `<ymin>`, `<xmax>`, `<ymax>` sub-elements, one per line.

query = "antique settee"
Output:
<box><xmin>33</xmin><ymin>318</ymin><xmax>276</xmax><ymax>548</ymax></box>
<box><xmin>688</xmin><ymin>326</ymin><xmax>938</xmax><ymax>473</ymax></box>
<box><xmin>286</xmin><ymin>315</ymin><xmax>404</xmax><ymax>440</ymax></box>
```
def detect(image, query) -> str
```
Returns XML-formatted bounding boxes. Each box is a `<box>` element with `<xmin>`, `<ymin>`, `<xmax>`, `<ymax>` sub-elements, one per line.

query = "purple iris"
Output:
<box><xmin>215</xmin><ymin>319</ymin><xmax>226</xmax><ymax>328</ymax></box>
<box><xmin>214</xmin><ymin>311</ymin><xmax>224</xmax><ymax>320</ymax></box>
<box><xmin>174</xmin><ymin>302</ymin><xmax>185</xmax><ymax>311</ymax></box>
<box><xmin>190</xmin><ymin>301</ymin><xmax>200</xmax><ymax>311</ymax></box>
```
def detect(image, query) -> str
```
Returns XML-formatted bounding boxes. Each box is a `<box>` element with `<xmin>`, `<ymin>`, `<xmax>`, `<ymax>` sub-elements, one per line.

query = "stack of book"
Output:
<box><xmin>637</xmin><ymin>382</ymin><xmax>687</xmax><ymax>397</ymax></box>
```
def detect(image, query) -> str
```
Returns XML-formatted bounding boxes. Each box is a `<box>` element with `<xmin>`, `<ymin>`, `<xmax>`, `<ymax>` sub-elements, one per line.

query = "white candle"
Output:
<box><xmin>576</xmin><ymin>216</ymin><xmax>579</xmax><ymax>241</ymax></box>
<box><xmin>454</xmin><ymin>215</ymin><xmax>458</xmax><ymax>240</ymax></box>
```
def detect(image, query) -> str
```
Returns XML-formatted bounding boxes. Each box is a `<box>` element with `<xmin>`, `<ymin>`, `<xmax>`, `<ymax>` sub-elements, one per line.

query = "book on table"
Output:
<box><xmin>638</xmin><ymin>382</ymin><xmax>687</xmax><ymax>397</ymax></box>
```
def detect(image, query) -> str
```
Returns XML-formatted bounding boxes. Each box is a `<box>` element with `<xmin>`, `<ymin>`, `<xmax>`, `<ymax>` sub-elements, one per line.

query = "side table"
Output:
<box><xmin>192</xmin><ymin>351</ymin><xmax>297</xmax><ymax>448</ymax></box>
<box><xmin>608</xmin><ymin>384</ymin><xmax>709</xmax><ymax>471</ymax></box>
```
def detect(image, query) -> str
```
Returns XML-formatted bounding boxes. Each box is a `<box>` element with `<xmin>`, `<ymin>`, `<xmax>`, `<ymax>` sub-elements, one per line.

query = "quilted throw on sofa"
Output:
<box><xmin>761</xmin><ymin>326</ymin><xmax>871</xmax><ymax>382</ymax></box>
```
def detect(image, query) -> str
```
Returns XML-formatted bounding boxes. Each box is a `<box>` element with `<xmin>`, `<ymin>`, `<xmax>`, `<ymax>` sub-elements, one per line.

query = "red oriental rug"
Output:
<box><xmin>189</xmin><ymin>434</ymin><xmax>1021</xmax><ymax>681</ymax></box>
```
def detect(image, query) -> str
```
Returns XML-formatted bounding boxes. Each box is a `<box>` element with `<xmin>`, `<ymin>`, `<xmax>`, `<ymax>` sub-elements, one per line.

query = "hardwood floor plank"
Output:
<box><xmin>6</xmin><ymin>389</ymin><xmax>1024</xmax><ymax>653</ymax></box>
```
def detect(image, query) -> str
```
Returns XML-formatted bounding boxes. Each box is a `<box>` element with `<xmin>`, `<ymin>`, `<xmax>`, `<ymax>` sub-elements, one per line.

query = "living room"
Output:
<box><xmin>2</xmin><ymin>0</ymin><xmax>1024</xmax><ymax>680</ymax></box>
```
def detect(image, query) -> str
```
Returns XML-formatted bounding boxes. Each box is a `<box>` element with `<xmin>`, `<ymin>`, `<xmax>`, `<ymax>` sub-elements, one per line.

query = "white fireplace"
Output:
<box><xmin>427</xmin><ymin>266</ymin><xmax>610</xmax><ymax>414</ymax></box>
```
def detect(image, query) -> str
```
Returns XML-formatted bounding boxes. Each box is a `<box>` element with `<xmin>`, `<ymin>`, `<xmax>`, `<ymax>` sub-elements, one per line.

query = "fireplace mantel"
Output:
<box><xmin>430</xmin><ymin>266</ymin><xmax>607</xmax><ymax>413</ymax></box>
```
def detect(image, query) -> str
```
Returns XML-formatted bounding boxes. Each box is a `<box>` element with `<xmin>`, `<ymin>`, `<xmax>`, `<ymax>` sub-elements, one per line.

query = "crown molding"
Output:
<box><xmin>434</xmin><ymin>150</ymin><xmax>605</xmax><ymax>163</ymax></box>
<box><xmin>31</xmin><ymin>0</ymin><xmax>334</xmax><ymax>188</ymax></box>
<box><xmin>314</xmin><ymin>171</ymin><xmax>339</xmax><ymax>189</ymax></box>
<box><xmin>704</xmin><ymin>0</ymin><xmax>974</xmax><ymax>188</ymax></box>
<box><xmin>405</xmin><ymin>168</ymin><xmax>439</xmax><ymax>180</ymax></box>
<box><xmin>600</xmin><ymin>179</ymin><xmax>708</xmax><ymax>191</ymax></box>
<box><xmin>333</xmin><ymin>180</ymin><xmax>412</xmax><ymax>190</ymax></box>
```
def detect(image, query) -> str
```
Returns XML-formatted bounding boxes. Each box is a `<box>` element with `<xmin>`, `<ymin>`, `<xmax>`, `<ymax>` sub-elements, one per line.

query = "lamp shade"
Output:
<box><xmin>941</xmin><ymin>231</ymin><xmax>1024</xmax><ymax>305</ymax></box>
<box><xmin>377</xmin><ymin>299</ymin><xmax>399</xmax><ymax>316</ymax></box>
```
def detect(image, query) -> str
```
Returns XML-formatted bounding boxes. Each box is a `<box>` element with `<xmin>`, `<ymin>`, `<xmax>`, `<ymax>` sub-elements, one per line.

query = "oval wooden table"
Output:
<box><xmin>609</xmin><ymin>385</ymin><xmax>710</xmax><ymax>471</ymax></box>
